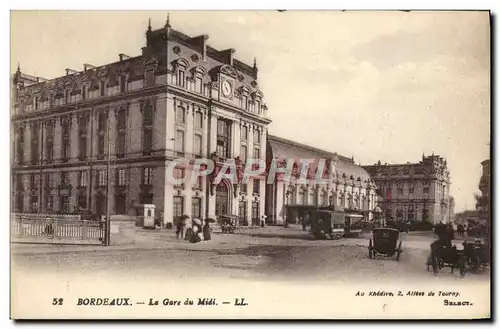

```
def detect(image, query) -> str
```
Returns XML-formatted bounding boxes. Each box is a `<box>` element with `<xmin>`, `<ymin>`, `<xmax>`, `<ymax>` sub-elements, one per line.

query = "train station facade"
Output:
<box><xmin>11</xmin><ymin>19</ymin><xmax>271</xmax><ymax>226</ymax></box>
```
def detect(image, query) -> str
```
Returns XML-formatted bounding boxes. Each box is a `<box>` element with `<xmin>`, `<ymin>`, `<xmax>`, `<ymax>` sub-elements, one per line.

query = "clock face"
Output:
<box><xmin>221</xmin><ymin>80</ymin><xmax>232</xmax><ymax>97</ymax></box>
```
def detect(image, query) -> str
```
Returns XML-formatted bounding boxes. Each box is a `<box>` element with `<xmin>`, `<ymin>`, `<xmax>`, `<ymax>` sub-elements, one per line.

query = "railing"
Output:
<box><xmin>11</xmin><ymin>214</ymin><xmax>105</xmax><ymax>245</ymax></box>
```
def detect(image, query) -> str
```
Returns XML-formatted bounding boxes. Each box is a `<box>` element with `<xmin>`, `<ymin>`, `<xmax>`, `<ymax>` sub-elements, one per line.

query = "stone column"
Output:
<box><xmin>129</xmin><ymin>103</ymin><xmax>142</xmax><ymax>156</ymax></box>
<box><xmin>209</xmin><ymin>113</ymin><xmax>217</xmax><ymax>155</ymax></box>
<box><xmin>53</xmin><ymin>117</ymin><xmax>61</xmax><ymax>164</ymax></box>
<box><xmin>70</xmin><ymin>114</ymin><xmax>78</xmax><ymax>162</ymax></box>
<box><xmin>232</xmin><ymin>121</ymin><xmax>240</xmax><ymax>158</ymax></box>
<box><xmin>275</xmin><ymin>180</ymin><xmax>285</xmax><ymax>224</ymax></box>
<box><xmin>69</xmin><ymin>171</ymin><xmax>78</xmax><ymax>212</ymax></box>
<box><xmin>186</xmin><ymin>103</ymin><xmax>194</xmax><ymax>158</ymax></box>
<box><xmin>166</xmin><ymin>95</ymin><xmax>176</xmax><ymax>155</ymax></box>
<box><xmin>247</xmin><ymin>124</ymin><xmax>254</xmax><ymax>160</ymax></box>
<box><xmin>163</xmin><ymin>163</ymin><xmax>174</xmax><ymax>226</ymax></box>
<box><xmin>202</xmin><ymin>109</ymin><xmax>208</xmax><ymax>158</ymax></box>
<box><xmin>25</xmin><ymin>122</ymin><xmax>32</xmax><ymax>164</ymax></box>
<box><xmin>108</xmin><ymin>107</ymin><xmax>117</xmax><ymax>158</ymax></box>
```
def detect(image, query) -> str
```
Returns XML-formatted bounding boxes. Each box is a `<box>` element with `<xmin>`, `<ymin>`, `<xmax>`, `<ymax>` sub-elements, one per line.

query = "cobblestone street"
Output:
<box><xmin>12</xmin><ymin>226</ymin><xmax>490</xmax><ymax>285</ymax></box>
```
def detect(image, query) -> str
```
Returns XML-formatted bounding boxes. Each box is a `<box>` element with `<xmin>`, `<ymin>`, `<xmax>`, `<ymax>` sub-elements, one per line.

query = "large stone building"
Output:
<box><xmin>363</xmin><ymin>154</ymin><xmax>451</xmax><ymax>224</ymax></box>
<box><xmin>476</xmin><ymin>159</ymin><xmax>490</xmax><ymax>222</ymax></box>
<box><xmin>11</xmin><ymin>18</ymin><xmax>271</xmax><ymax>226</ymax></box>
<box><xmin>266</xmin><ymin>135</ymin><xmax>379</xmax><ymax>225</ymax></box>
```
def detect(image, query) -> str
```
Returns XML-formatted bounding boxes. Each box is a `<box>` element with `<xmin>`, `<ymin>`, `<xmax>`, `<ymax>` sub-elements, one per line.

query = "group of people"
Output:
<box><xmin>175</xmin><ymin>216</ymin><xmax>212</xmax><ymax>243</ymax></box>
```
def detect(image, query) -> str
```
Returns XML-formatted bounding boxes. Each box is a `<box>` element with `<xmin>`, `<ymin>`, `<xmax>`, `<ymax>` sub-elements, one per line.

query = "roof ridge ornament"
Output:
<box><xmin>165</xmin><ymin>13</ymin><xmax>171</xmax><ymax>28</ymax></box>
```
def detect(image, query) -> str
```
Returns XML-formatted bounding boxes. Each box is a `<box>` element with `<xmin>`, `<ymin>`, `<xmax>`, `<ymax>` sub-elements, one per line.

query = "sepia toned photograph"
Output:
<box><xmin>9</xmin><ymin>10</ymin><xmax>491</xmax><ymax>319</ymax></box>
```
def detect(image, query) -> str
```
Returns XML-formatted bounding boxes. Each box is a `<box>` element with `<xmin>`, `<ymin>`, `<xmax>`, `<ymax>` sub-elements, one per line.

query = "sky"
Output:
<box><xmin>10</xmin><ymin>10</ymin><xmax>490</xmax><ymax>211</ymax></box>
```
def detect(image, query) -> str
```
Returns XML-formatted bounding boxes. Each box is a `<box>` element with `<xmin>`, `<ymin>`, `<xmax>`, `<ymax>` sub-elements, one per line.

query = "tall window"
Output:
<box><xmin>176</xmin><ymin>107</ymin><xmax>186</xmax><ymax>125</ymax></box>
<box><xmin>29</xmin><ymin>195</ymin><xmax>38</xmax><ymax>213</ymax></box>
<box><xmin>174</xmin><ymin>167</ymin><xmax>185</xmax><ymax>181</ymax></box>
<box><xmin>239</xmin><ymin>201</ymin><xmax>247</xmax><ymax>226</ymax></box>
<box><xmin>251</xmin><ymin>201</ymin><xmax>259</xmax><ymax>226</ymax></box>
<box><xmin>216</xmin><ymin>119</ymin><xmax>230</xmax><ymax>158</ymax></box>
<box><xmin>143</xmin><ymin>167</ymin><xmax>153</xmax><ymax>185</ymax></box>
<box><xmin>60</xmin><ymin>171</ymin><xmax>68</xmax><ymax>186</ymax></box>
<box><xmin>78</xmin><ymin>193</ymin><xmax>87</xmax><ymax>210</ymax></box>
<box><xmin>240</xmin><ymin>145</ymin><xmax>247</xmax><ymax>162</ymax></box>
<box><xmin>116</xmin><ymin>109</ymin><xmax>127</xmax><ymax>158</ymax></box>
<box><xmin>173</xmin><ymin>196</ymin><xmax>184</xmax><ymax>218</ymax></box>
<box><xmin>194</xmin><ymin>112</ymin><xmax>203</xmax><ymax>129</ymax></box>
<box><xmin>31</xmin><ymin>122</ymin><xmax>40</xmax><ymax>165</ymax></box>
<box><xmin>193</xmin><ymin>175</ymin><xmax>203</xmax><ymax>190</ymax></box>
<box><xmin>240</xmin><ymin>183</ymin><xmax>247</xmax><ymax>194</ymax></box>
<box><xmin>195</xmin><ymin>77</ymin><xmax>203</xmax><ymax>93</ymax></box>
<box><xmin>311</xmin><ymin>190</ymin><xmax>317</xmax><ymax>206</ymax></box>
<box><xmin>423</xmin><ymin>186</ymin><xmax>429</xmax><ymax>194</ymax></box>
<box><xmin>45</xmin><ymin>195</ymin><xmax>53</xmax><ymax>212</ymax></box>
<box><xmin>253</xmin><ymin>180</ymin><xmax>260</xmax><ymax>195</ymax></box>
<box><xmin>253</xmin><ymin>147</ymin><xmax>260</xmax><ymax>160</ymax></box>
<box><xmin>116</xmin><ymin>169</ymin><xmax>126</xmax><ymax>186</ymax></box>
<box><xmin>194</xmin><ymin>134</ymin><xmax>202</xmax><ymax>157</ymax></box>
<box><xmin>78</xmin><ymin>115</ymin><xmax>87</xmax><ymax>161</ymax></box>
<box><xmin>97</xmin><ymin>134</ymin><xmax>105</xmax><ymax>159</ymax></box>
<box><xmin>115</xmin><ymin>194</ymin><xmax>126</xmax><ymax>214</ymax></box>
<box><xmin>98</xmin><ymin>170</ymin><xmax>107</xmax><ymax>187</ymax></box>
<box><xmin>97</xmin><ymin>112</ymin><xmax>106</xmax><ymax>160</ymax></box>
<box><xmin>60</xmin><ymin>196</ymin><xmax>70</xmax><ymax>214</ymax></box>
<box><xmin>143</xmin><ymin>129</ymin><xmax>153</xmax><ymax>156</ymax></box>
<box><xmin>79</xmin><ymin>171</ymin><xmax>88</xmax><ymax>187</ymax></box>
<box><xmin>17</xmin><ymin>125</ymin><xmax>24</xmax><ymax>164</ymax></box>
<box><xmin>142</xmin><ymin>103</ymin><xmax>153</xmax><ymax>155</ymax></box>
<box><xmin>192</xmin><ymin>197</ymin><xmax>201</xmax><ymax>218</ymax></box>
<box><xmin>175</xmin><ymin>130</ymin><xmax>185</xmax><ymax>155</ymax></box>
<box><xmin>241</xmin><ymin>126</ymin><xmax>248</xmax><ymax>141</ymax></box>
<box><xmin>253</xmin><ymin>129</ymin><xmax>260</xmax><ymax>144</ymax></box>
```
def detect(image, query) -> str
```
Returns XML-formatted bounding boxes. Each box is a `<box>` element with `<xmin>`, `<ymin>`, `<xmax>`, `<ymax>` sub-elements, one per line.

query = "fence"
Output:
<box><xmin>11</xmin><ymin>213</ymin><xmax>106</xmax><ymax>245</ymax></box>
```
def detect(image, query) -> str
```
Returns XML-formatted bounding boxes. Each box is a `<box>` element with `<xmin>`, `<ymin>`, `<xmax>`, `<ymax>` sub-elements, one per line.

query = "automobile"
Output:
<box><xmin>368</xmin><ymin>228</ymin><xmax>403</xmax><ymax>261</ymax></box>
<box><xmin>310</xmin><ymin>210</ymin><xmax>345</xmax><ymax>240</ymax></box>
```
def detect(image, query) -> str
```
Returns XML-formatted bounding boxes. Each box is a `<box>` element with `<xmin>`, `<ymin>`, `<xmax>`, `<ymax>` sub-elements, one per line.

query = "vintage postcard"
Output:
<box><xmin>9</xmin><ymin>10</ymin><xmax>491</xmax><ymax>320</ymax></box>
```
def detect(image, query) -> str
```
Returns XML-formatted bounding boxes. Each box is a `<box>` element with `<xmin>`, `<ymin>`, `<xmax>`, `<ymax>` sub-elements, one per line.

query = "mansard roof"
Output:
<box><xmin>267</xmin><ymin>134</ymin><xmax>372</xmax><ymax>183</ymax></box>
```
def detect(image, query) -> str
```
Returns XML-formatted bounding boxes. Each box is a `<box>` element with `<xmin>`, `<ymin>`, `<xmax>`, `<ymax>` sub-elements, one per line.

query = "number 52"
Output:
<box><xmin>52</xmin><ymin>298</ymin><xmax>64</xmax><ymax>306</ymax></box>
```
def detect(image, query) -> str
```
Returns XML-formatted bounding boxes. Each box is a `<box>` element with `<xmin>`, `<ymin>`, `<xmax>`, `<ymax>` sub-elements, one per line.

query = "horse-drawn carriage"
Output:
<box><xmin>426</xmin><ymin>242</ymin><xmax>467</xmax><ymax>277</ymax></box>
<box><xmin>464</xmin><ymin>239</ymin><xmax>490</xmax><ymax>272</ymax></box>
<box><xmin>368</xmin><ymin>228</ymin><xmax>403</xmax><ymax>261</ymax></box>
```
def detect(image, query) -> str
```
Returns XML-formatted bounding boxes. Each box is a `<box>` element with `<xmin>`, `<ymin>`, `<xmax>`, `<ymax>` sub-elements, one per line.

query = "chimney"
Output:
<box><xmin>65</xmin><ymin>68</ymin><xmax>78</xmax><ymax>75</ymax></box>
<box><xmin>190</xmin><ymin>34</ymin><xmax>209</xmax><ymax>60</ymax></box>
<box><xmin>119</xmin><ymin>53</ymin><xmax>131</xmax><ymax>61</ymax></box>
<box><xmin>220</xmin><ymin>48</ymin><xmax>235</xmax><ymax>66</ymax></box>
<box><xmin>83</xmin><ymin>63</ymin><xmax>96</xmax><ymax>71</ymax></box>
<box><xmin>253</xmin><ymin>57</ymin><xmax>258</xmax><ymax>80</ymax></box>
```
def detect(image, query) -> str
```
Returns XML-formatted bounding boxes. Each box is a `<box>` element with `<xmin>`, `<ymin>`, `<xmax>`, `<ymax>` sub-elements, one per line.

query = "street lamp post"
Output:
<box><xmin>373</xmin><ymin>205</ymin><xmax>382</xmax><ymax>227</ymax></box>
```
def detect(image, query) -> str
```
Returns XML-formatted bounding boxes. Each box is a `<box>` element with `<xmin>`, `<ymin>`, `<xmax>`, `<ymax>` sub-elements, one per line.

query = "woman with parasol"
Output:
<box><xmin>203</xmin><ymin>218</ymin><xmax>216</xmax><ymax>241</ymax></box>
